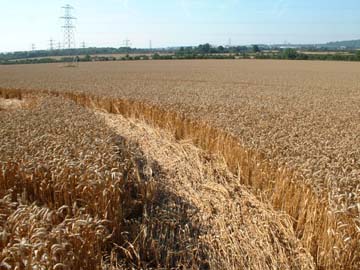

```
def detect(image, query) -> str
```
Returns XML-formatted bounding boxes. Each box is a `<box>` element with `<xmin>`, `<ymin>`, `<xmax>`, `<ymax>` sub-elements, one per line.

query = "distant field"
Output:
<box><xmin>0</xmin><ymin>60</ymin><xmax>359</xmax><ymax>269</ymax></box>
<box><xmin>299</xmin><ymin>51</ymin><xmax>355</xmax><ymax>55</ymax></box>
<box><xmin>7</xmin><ymin>52</ymin><xmax>172</xmax><ymax>61</ymax></box>
<box><xmin>5</xmin><ymin>50</ymin><xmax>357</xmax><ymax>62</ymax></box>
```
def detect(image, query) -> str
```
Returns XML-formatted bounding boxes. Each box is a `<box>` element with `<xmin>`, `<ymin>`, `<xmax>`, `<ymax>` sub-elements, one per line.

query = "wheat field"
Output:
<box><xmin>0</xmin><ymin>59</ymin><xmax>359</xmax><ymax>269</ymax></box>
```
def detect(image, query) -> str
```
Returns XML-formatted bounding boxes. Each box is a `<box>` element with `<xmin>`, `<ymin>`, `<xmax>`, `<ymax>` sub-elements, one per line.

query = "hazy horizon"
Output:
<box><xmin>1</xmin><ymin>0</ymin><xmax>359</xmax><ymax>53</ymax></box>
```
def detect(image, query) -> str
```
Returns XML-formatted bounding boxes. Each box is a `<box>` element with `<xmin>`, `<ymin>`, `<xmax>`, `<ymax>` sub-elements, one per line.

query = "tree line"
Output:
<box><xmin>255</xmin><ymin>48</ymin><xmax>360</xmax><ymax>61</ymax></box>
<box><xmin>1</xmin><ymin>44</ymin><xmax>360</xmax><ymax>65</ymax></box>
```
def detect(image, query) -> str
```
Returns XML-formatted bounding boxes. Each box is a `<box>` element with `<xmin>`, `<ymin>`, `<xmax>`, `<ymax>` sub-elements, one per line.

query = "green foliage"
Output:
<box><xmin>2</xmin><ymin>43</ymin><xmax>360</xmax><ymax>65</ymax></box>
<box><xmin>217</xmin><ymin>46</ymin><xmax>225</xmax><ymax>53</ymax></box>
<box><xmin>252</xmin><ymin>45</ymin><xmax>260</xmax><ymax>53</ymax></box>
<box><xmin>0</xmin><ymin>47</ymin><xmax>152</xmax><ymax>62</ymax></box>
<box><xmin>254</xmin><ymin>49</ymin><xmax>360</xmax><ymax>62</ymax></box>
<box><xmin>152</xmin><ymin>53</ymin><xmax>161</xmax><ymax>59</ymax></box>
<box><xmin>356</xmin><ymin>50</ymin><xmax>360</xmax><ymax>60</ymax></box>
<box><xmin>83</xmin><ymin>54</ymin><xmax>92</xmax><ymax>62</ymax></box>
<box><xmin>281</xmin><ymin>49</ymin><xmax>298</xmax><ymax>60</ymax></box>
<box><xmin>197</xmin><ymin>43</ymin><xmax>211</xmax><ymax>54</ymax></box>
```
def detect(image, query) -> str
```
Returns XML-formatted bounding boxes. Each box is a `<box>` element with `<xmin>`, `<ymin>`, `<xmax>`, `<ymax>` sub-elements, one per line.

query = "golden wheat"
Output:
<box><xmin>0</xmin><ymin>59</ymin><xmax>359</xmax><ymax>269</ymax></box>
<box><xmin>0</xmin><ymin>95</ymin><xmax>317</xmax><ymax>269</ymax></box>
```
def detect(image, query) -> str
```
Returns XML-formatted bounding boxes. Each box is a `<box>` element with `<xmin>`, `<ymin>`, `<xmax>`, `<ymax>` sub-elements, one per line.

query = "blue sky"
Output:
<box><xmin>0</xmin><ymin>0</ymin><xmax>359</xmax><ymax>52</ymax></box>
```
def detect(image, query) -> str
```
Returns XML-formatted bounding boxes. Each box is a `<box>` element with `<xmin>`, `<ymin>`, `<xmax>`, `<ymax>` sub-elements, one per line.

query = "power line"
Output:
<box><xmin>49</xmin><ymin>38</ymin><xmax>55</xmax><ymax>50</ymax></box>
<box><xmin>31</xmin><ymin>44</ymin><xmax>36</xmax><ymax>51</ymax></box>
<box><xmin>149</xmin><ymin>40</ymin><xmax>152</xmax><ymax>50</ymax></box>
<box><xmin>81</xmin><ymin>41</ymin><xmax>86</xmax><ymax>49</ymax></box>
<box><xmin>57</xmin><ymin>42</ymin><xmax>61</xmax><ymax>50</ymax></box>
<box><xmin>123</xmin><ymin>38</ymin><xmax>131</xmax><ymax>47</ymax></box>
<box><xmin>60</xmin><ymin>4</ymin><xmax>76</xmax><ymax>49</ymax></box>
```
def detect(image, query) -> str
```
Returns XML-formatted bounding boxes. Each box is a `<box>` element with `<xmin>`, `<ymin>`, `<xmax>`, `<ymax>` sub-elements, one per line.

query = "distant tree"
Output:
<box><xmin>217</xmin><ymin>46</ymin><xmax>225</xmax><ymax>53</ymax></box>
<box><xmin>295</xmin><ymin>53</ymin><xmax>309</xmax><ymax>60</ymax></box>
<box><xmin>356</xmin><ymin>50</ymin><xmax>360</xmax><ymax>60</ymax></box>
<box><xmin>252</xmin><ymin>45</ymin><xmax>260</xmax><ymax>53</ymax></box>
<box><xmin>152</xmin><ymin>53</ymin><xmax>161</xmax><ymax>59</ymax></box>
<box><xmin>197</xmin><ymin>43</ymin><xmax>211</xmax><ymax>54</ymax></box>
<box><xmin>233</xmin><ymin>46</ymin><xmax>246</xmax><ymax>53</ymax></box>
<box><xmin>282</xmin><ymin>48</ymin><xmax>298</xmax><ymax>59</ymax></box>
<box><xmin>83</xmin><ymin>54</ymin><xmax>91</xmax><ymax>61</ymax></box>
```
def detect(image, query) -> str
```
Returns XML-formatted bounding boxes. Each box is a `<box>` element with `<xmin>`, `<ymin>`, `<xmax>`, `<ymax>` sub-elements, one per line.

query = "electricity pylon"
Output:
<box><xmin>60</xmin><ymin>5</ymin><xmax>76</xmax><ymax>49</ymax></box>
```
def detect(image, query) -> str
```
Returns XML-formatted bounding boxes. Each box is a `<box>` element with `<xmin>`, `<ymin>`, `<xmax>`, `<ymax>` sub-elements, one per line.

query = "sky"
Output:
<box><xmin>0</xmin><ymin>0</ymin><xmax>359</xmax><ymax>52</ymax></box>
